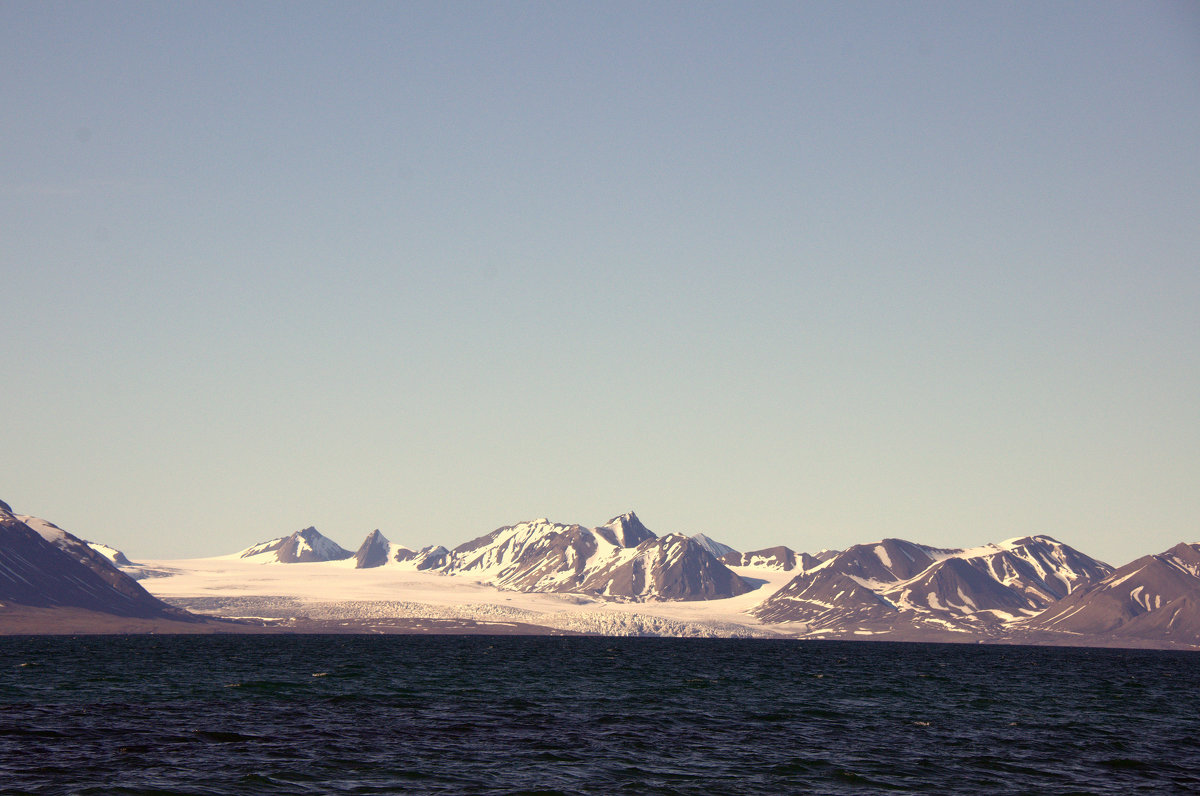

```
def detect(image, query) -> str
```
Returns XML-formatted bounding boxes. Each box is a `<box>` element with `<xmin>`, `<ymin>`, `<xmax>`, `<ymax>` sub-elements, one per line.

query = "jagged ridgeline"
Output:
<box><xmin>751</xmin><ymin>536</ymin><xmax>1114</xmax><ymax>632</ymax></box>
<box><xmin>5</xmin><ymin>496</ymin><xmax>1200</xmax><ymax>647</ymax></box>
<box><xmin>236</xmin><ymin>512</ymin><xmax>751</xmax><ymax>601</ymax></box>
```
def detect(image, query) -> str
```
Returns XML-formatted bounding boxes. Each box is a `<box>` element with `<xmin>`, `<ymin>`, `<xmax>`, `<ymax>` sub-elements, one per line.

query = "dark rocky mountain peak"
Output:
<box><xmin>596</xmin><ymin>512</ymin><xmax>657</xmax><ymax>548</ymax></box>
<box><xmin>1164</xmin><ymin>542</ymin><xmax>1200</xmax><ymax>575</ymax></box>
<box><xmin>354</xmin><ymin>529</ymin><xmax>393</xmax><ymax>569</ymax></box>
<box><xmin>824</xmin><ymin>538</ymin><xmax>944</xmax><ymax>583</ymax></box>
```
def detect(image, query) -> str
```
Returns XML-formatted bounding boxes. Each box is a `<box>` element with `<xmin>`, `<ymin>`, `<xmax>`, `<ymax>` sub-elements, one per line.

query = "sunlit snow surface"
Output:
<box><xmin>135</xmin><ymin>555</ymin><xmax>801</xmax><ymax>638</ymax></box>
<box><xmin>15</xmin><ymin>514</ymin><xmax>69</xmax><ymax>545</ymax></box>
<box><xmin>115</xmin><ymin>530</ymin><xmax>1124</xmax><ymax>640</ymax></box>
<box><xmin>16</xmin><ymin>513</ymin><xmax>128</xmax><ymax>565</ymax></box>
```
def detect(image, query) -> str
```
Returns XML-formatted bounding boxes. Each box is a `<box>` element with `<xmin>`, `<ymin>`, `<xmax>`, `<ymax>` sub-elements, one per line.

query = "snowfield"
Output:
<box><xmin>134</xmin><ymin>555</ymin><xmax>802</xmax><ymax>638</ymax></box>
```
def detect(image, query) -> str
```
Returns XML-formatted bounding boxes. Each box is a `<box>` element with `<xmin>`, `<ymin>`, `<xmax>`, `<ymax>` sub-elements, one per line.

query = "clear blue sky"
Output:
<box><xmin>3</xmin><ymin>1</ymin><xmax>1198</xmax><ymax>565</ymax></box>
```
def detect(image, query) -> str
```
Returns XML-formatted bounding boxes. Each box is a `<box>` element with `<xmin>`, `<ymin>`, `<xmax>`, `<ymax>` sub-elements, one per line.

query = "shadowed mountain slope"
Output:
<box><xmin>0</xmin><ymin>500</ymin><xmax>197</xmax><ymax>621</ymax></box>
<box><xmin>1023</xmin><ymin>543</ymin><xmax>1200</xmax><ymax>642</ymax></box>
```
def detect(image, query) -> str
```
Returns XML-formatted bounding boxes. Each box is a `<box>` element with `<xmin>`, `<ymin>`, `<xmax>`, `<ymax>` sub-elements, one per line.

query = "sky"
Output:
<box><xmin>3</xmin><ymin>1</ymin><xmax>1198</xmax><ymax>565</ymax></box>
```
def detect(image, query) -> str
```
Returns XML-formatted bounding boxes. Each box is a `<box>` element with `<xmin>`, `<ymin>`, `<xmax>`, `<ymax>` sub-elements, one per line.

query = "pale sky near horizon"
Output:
<box><xmin>3</xmin><ymin>1</ymin><xmax>1198</xmax><ymax>566</ymax></box>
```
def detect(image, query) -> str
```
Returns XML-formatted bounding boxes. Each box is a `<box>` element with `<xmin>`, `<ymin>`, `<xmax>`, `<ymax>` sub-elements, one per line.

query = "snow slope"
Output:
<box><xmin>133</xmin><ymin>553</ymin><xmax>799</xmax><ymax>638</ymax></box>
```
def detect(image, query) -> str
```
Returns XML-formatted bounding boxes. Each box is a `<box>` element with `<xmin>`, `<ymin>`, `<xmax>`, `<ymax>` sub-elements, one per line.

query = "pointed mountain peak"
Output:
<box><xmin>598</xmin><ymin>512</ymin><xmax>656</xmax><ymax>548</ymax></box>
<box><xmin>0</xmin><ymin>498</ymin><xmax>13</xmax><ymax>515</ymax></box>
<box><xmin>288</xmin><ymin>527</ymin><xmax>350</xmax><ymax>561</ymax></box>
<box><xmin>691</xmin><ymin>532</ymin><xmax>738</xmax><ymax>559</ymax></box>
<box><xmin>240</xmin><ymin>526</ymin><xmax>351</xmax><ymax>563</ymax></box>
<box><xmin>354</xmin><ymin>529</ymin><xmax>392</xmax><ymax>569</ymax></box>
<box><xmin>1164</xmin><ymin>542</ymin><xmax>1200</xmax><ymax>571</ymax></box>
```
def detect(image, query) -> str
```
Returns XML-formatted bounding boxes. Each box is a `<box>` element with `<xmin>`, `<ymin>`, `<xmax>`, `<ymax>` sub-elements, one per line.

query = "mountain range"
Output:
<box><xmin>235</xmin><ymin>513</ymin><xmax>750</xmax><ymax>601</ymax></box>
<box><xmin>2</xmin><ymin>497</ymin><xmax>1197</xmax><ymax>648</ymax></box>
<box><xmin>750</xmin><ymin>535</ymin><xmax>1113</xmax><ymax>637</ymax></box>
<box><xmin>1023</xmin><ymin>542</ymin><xmax>1200</xmax><ymax>643</ymax></box>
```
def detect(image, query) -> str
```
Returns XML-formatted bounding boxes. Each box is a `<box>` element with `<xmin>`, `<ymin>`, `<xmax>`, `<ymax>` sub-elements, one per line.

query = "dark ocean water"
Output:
<box><xmin>1</xmin><ymin>636</ymin><xmax>1197</xmax><ymax>795</ymax></box>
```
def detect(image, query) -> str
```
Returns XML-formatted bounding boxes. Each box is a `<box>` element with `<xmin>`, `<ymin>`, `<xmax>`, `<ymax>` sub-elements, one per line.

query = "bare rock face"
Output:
<box><xmin>579</xmin><ymin>533</ymin><xmax>752</xmax><ymax>601</ymax></box>
<box><xmin>1023</xmin><ymin>542</ymin><xmax>1200</xmax><ymax>642</ymax></box>
<box><xmin>898</xmin><ymin>556</ymin><xmax>1039</xmax><ymax>615</ymax></box>
<box><xmin>354</xmin><ymin>529</ymin><xmax>392</xmax><ymax>569</ymax></box>
<box><xmin>753</xmin><ymin>564</ymin><xmax>898</xmax><ymax>626</ymax></box>
<box><xmin>239</xmin><ymin>527</ymin><xmax>352</xmax><ymax>563</ymax></box>
<box><xmin>442</xmin><ymin>513</ymin><xmax>750</xmax><ymax>601</ymax></box>
<box><xmin>841</xmin><ymin>538</ymin><xmax>947</xmax><ymax>582</ymax></box>
<box><xmin>752</xmin><ymin>535</ymin><xmax>1112</xmax><ymax>633</ymax></box>
<box><xmin>0</xmin><ymin>501</ymin><xmax>197</xmax><ymax>621</ymax></box>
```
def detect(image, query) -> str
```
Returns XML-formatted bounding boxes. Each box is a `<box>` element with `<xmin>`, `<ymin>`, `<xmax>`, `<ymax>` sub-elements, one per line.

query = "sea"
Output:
<box><xmin>1</xmin><ymin>635</ymin><xmax>1197</xmax><ymax>795</ymax></box>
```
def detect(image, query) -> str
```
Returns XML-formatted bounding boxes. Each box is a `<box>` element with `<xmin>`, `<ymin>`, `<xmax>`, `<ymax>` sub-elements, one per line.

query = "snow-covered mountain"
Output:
<box><xmin>396</xmin><ymin>544</ymin><xmax>452</xmax><ymax>570</ymax></box>
<box><xmin>16</xmin><ymin>512</ymin><xmax>137</xmax><ymax>568</ymax></box>
<box><xmin>752</xmin><ymin>535</ymin><xmax>1113</xmax><ymax>635</ymax></box>
<box><xmin>87</xmin><ymin>542</ymin><xmax>133</xmax><ymax>567</ymax></box>
<box><xmin>351</xmin><ymin>529</ymin><xmax>449</xmax><ymax>570</ymax></box>
<box><xmin>0</xmin><ymin>499</ymin><xmax>196</xmax><ymax>621</ymax></box>
<box><xmin>579</xmin><ymin>531</ymin><xmax>751</xmax><ymax>601</ymax></box>
<box><xmin>595</xmin><ymin>513</ymin><xmax>657</xmax><ymax>548</ymax></box>
<box><xmin>442</xmin><ymin>513</ymin><xmax>751</xmax><ymax>601</ymax></box>
<box><xmin>225</xmin><ymin>512</ymin><xmax>753</xmax><ymax>603</ymax></box>
<box><xmin>690</xmin><ymin>533</ymin><xmax>737</xmax><ymax>559</ymax></box>
<box><xmin>1023</xmin><ymin>542</ymin><xmax>1200</xmax><ymax>642</ymax></box>
<box><xmin>238</xmin><ymin>527</ymin><xmax>353</xmax><ymax>563</ymax></box>
<box><xmin>12</xmin><ymin>493</ymin><xmax>1193</xmax><ymax>647</ymax></box>
<box><xmin>721</xmin><ymin>545</ymin><xmax>818</xmax><ymax>571</ymax></box>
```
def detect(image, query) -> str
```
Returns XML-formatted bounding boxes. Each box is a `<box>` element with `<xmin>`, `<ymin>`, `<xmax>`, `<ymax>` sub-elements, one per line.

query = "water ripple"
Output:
<box><xmin>1</xmin><ymin>636</ymin><xmax>1197</xmax><ymax>794</ymax></box>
